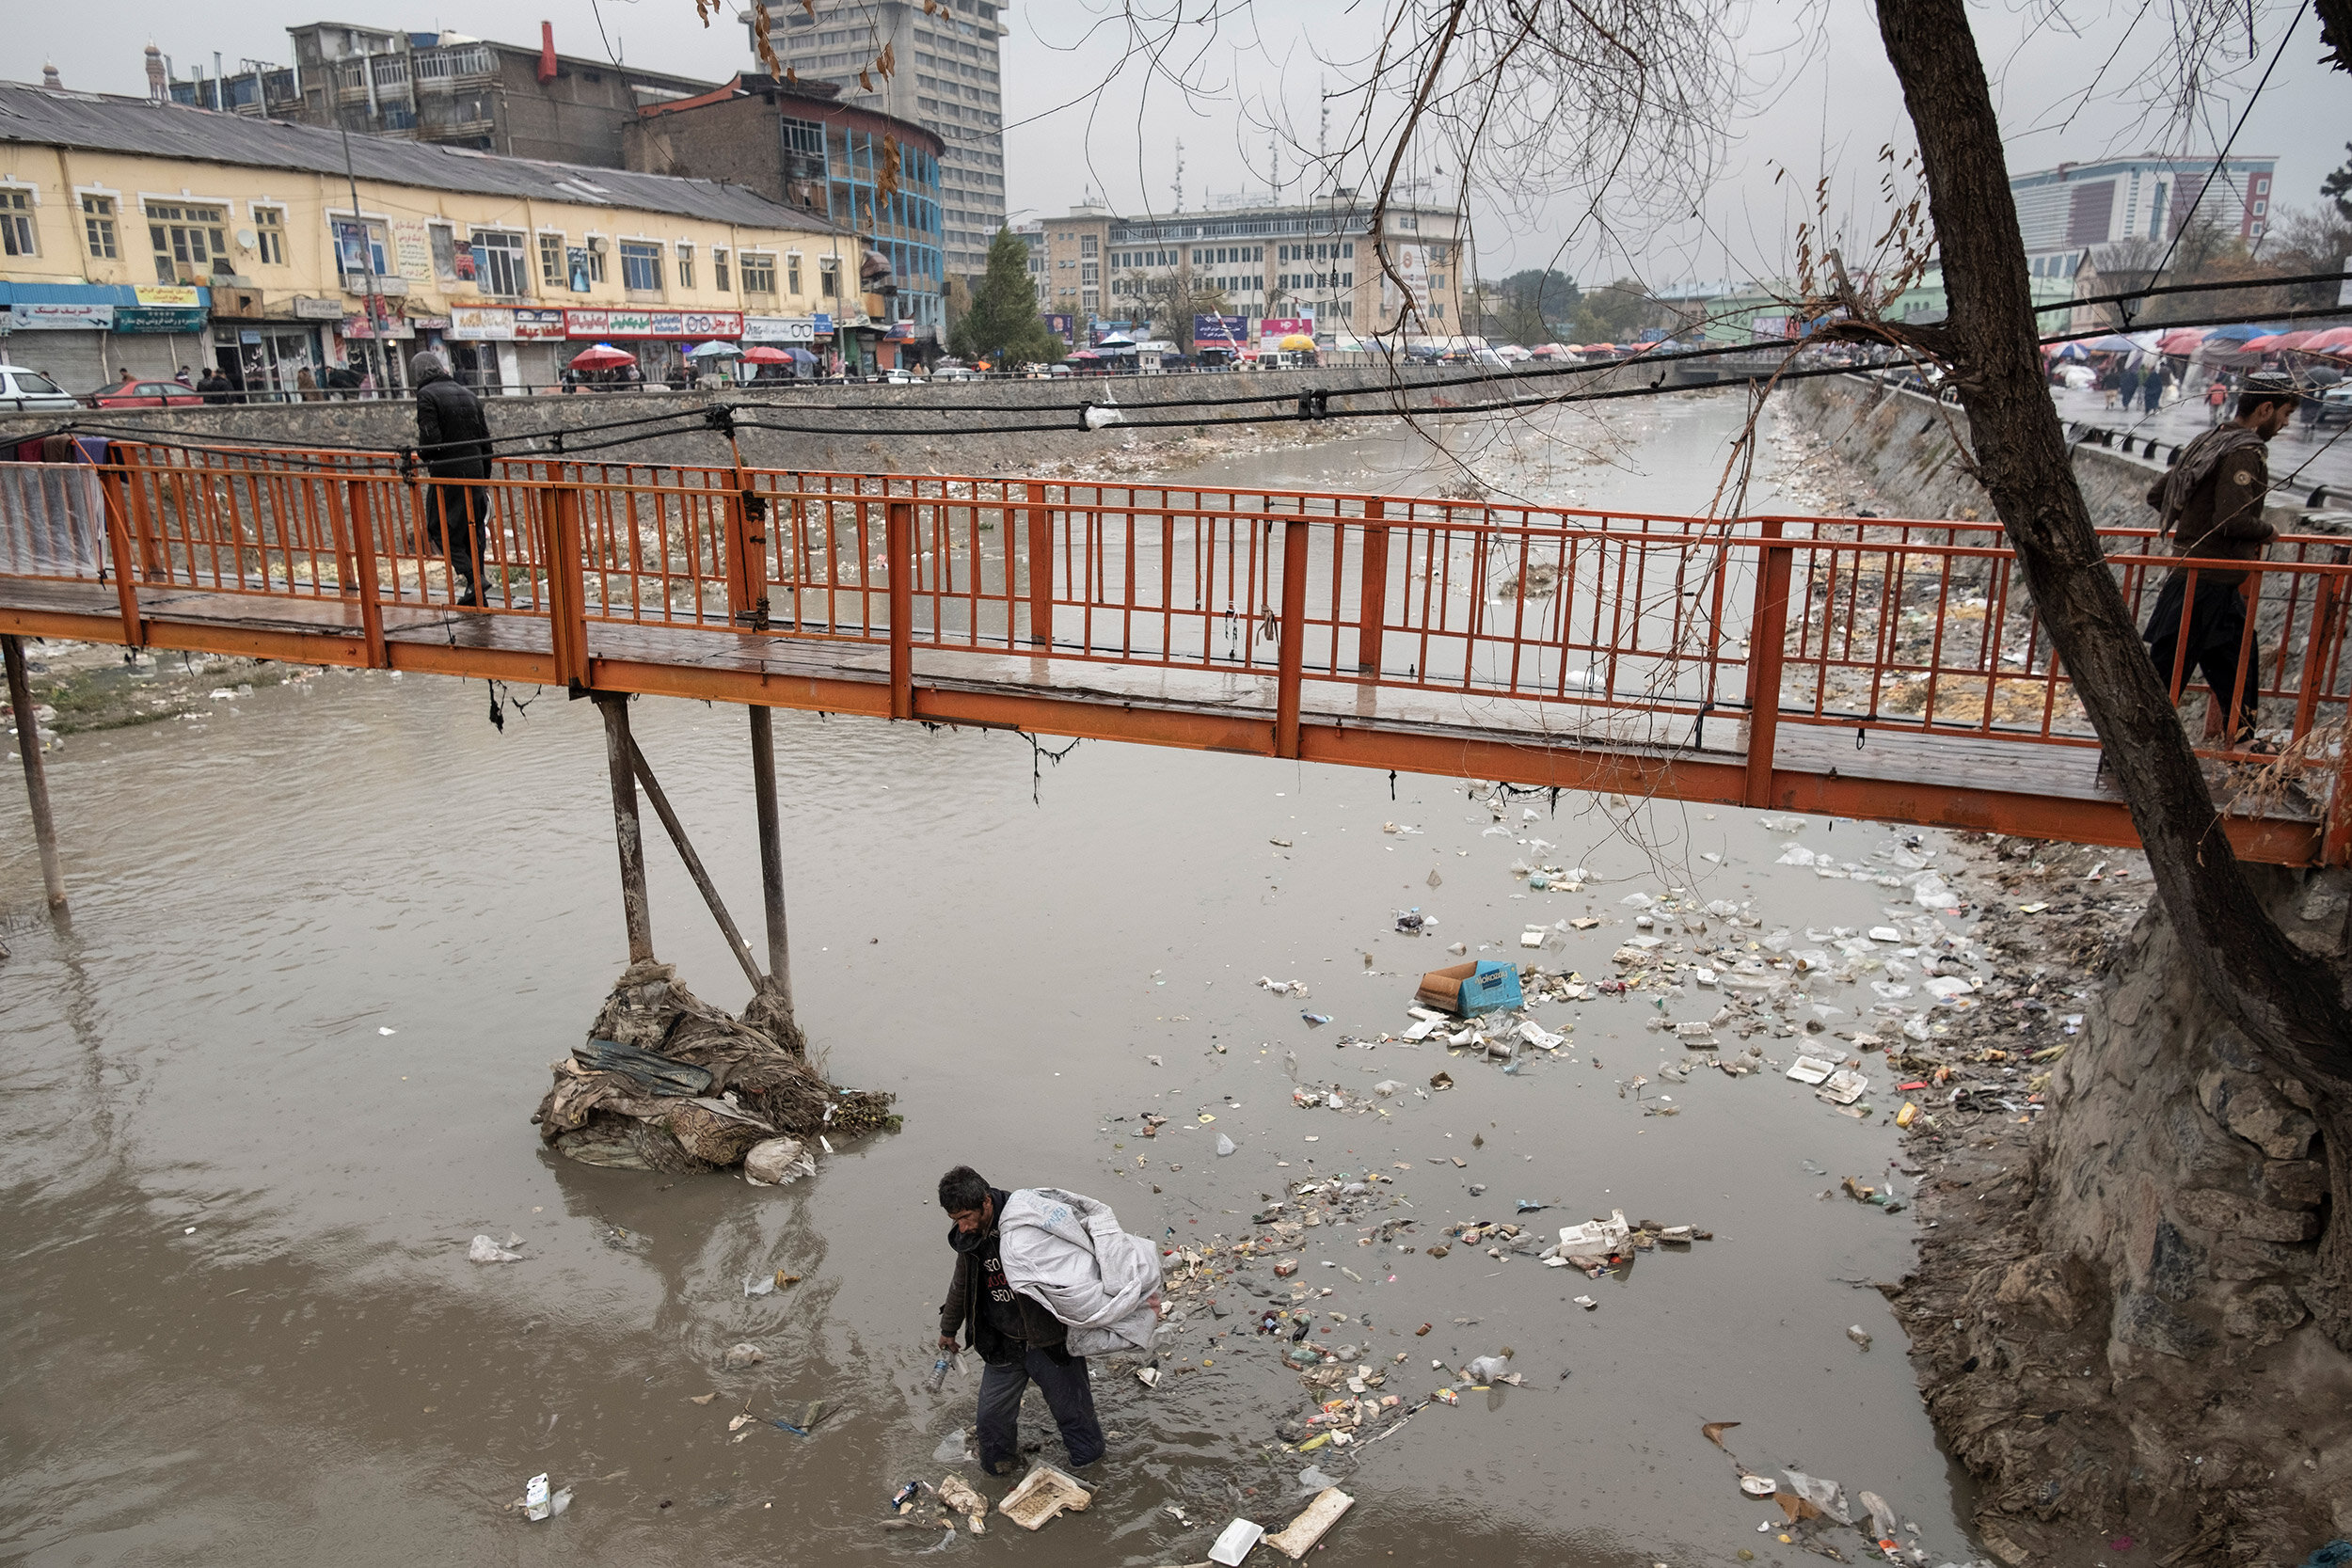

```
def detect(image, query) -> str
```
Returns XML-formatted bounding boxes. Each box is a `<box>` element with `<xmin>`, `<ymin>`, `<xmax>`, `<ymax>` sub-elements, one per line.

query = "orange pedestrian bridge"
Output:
<box><xmin>2</xmin><ymin>440</ymin><xmax>2347</xmax><ymax>867</ymax></box>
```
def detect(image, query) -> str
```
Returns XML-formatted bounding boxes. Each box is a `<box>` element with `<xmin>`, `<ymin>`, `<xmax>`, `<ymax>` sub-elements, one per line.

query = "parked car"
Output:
<box><xmin>2318</xmin><ymin>382</ymin><xmax>2352</xmax><ymax>429</ymax></box>
<box><xmin>0</xmin><ymin>364</ymin><xmax>82</xmax><ymax>413</ymax></box>
<box><xmin>94</xmin><ymin>378</ymin><xmax>204</xmax><ymax>409</ymax></box>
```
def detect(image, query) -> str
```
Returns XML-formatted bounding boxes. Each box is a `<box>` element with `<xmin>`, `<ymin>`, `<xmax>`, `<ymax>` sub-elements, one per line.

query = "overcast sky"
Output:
<box><xmin>19</xmin><ymin>0</ymin><xmax>2344</xmax><ymax>288</ymax></box>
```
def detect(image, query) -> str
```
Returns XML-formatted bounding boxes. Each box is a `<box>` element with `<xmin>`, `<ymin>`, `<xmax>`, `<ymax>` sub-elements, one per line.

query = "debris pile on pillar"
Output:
<box><xmin>531</xmin><ymin>959</ymin><xmax>897</xmax><ymax>1173</ymax></box>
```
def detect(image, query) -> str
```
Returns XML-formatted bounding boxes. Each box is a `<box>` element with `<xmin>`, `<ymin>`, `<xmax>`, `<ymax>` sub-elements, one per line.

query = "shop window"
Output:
<box><xmin>740</xmin><ymin>253</ymin><xmax>777</xmax><ymax>296</ymax></box>
<box><xmin>0</xmin><ymin>189</ymin><xmax>34</xmax><ymax>259</ymax></box>
<box><xmin>253</xmin><ymin>206</ymin><xmax>286</xmax><ymax>266</ymax></box>
<box><xmin>472</xmin><ymin>230</ymin><xmax>529</xmax><ymax>296</ymax></box>
<box><xmin>714</xmin><ymin>247</ymin><xmax>731</xmax><ymax>291</ymax></box>
<box><xmin>539</xmin><ymin>233</ymin><xmax>566</xmax><ymax>288</ymax></box>
<box><xmin>152</xmin><ymin>202</ymin><xmax>231</xmax><ymax>282</ymax></box>
<box><xmin>80</xmin><ymin>194</ymin><xmax>118</xmax><ymax>261</ymax></box>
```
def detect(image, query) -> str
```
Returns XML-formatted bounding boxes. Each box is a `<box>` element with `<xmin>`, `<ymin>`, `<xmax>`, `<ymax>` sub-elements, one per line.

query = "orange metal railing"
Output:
<box><xmin>3</xmin><ymin>440</ymin><xmax>2345</xmax><ymax>862</ymax></box>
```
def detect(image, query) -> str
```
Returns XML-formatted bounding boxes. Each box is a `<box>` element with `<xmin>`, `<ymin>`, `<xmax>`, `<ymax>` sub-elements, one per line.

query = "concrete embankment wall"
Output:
<box><xmin>1782</xmin><ymin>373</ymin><xmax>2331</xmax><ymax>539</ymax></box>
<box><xmin>0</xmin><ymin>358</ymin><xmax>1704</xmax><ymax>478</ymax></box>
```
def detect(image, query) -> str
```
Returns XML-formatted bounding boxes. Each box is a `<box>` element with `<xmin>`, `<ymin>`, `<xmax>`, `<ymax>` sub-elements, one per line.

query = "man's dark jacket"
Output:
<box><xmin>414</xmin><ymin>363</ymin><xmax>492</xmax><ymax>479</ymax></box>
<box><xmin>939</xmin><ymin>1187</ymin><xmax>1071</xmax><ymax>1364</ymax></box>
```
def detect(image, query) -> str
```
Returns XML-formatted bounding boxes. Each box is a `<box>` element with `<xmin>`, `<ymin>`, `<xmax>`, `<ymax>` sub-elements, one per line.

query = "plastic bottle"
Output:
<box><xmin>928</xmin><ymin>1352</ymin><xmax>956</xmax><ymax>1392</ymax></box>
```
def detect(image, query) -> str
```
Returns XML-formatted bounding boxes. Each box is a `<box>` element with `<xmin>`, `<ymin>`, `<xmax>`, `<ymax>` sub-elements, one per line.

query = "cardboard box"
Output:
<box><xmin>1413</xmin><ymin>959</ymin><xmax>1523</xmax><ymax>1016</ymax></box>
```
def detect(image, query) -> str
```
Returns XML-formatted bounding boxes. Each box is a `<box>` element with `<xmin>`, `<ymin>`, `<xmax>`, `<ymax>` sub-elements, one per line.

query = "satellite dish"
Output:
<box><xmin>236</xmin><ymin>228</ymin><xmax>258</xmax><ymax>249</ymax></box>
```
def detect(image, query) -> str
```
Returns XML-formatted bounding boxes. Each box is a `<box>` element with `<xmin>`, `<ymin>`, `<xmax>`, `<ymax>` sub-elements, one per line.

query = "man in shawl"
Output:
<box><xmin>2140</xmin><ymin>373</ymin><xmax>2296</xmax><ymax>747</ymax></box>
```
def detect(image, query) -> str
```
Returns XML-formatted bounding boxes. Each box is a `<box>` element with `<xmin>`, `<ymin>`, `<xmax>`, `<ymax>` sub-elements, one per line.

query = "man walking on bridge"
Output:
<box><xmin>410</xmin><ymin>352</ymin><xmax>494</xmax><ymax>608</ymax></box>
<box><xmin>2141</xmin><ymin>372</ymin><xmax>2295</xmax><ymax>749</ymax></box>
<box><xmin>935</xmin><ymin>1165</ymin><xmax>1107</xmax><ymax>1477</ymax></box>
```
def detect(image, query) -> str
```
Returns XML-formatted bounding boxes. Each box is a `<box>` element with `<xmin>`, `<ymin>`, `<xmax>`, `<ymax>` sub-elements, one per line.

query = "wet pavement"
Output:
<box><xmin>2</xmin><ymin>393</ymin><xmax>1984</xmax><ymax>1567</ymax></box>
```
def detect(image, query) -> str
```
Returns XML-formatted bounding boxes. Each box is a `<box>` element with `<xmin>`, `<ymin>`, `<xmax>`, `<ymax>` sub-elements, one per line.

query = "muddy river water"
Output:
<box><xmin>1</xmin><ymin>392</ymin><xmax>1984</xmax><ymax>1566</ymax></box>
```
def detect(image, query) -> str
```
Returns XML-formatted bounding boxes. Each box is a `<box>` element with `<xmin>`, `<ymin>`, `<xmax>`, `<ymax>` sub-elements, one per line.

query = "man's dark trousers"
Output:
<box><xmin>427</xmin><ymin>481</ymin><xmax>490</xmax><ymax>600</ymax></box>
<box><xmin>975</xmin><ymin>1347</ymin><xmax>1103</xmax><ymax>1475</ymax></box>
<box><xmin>2144</xmin><ymin>572</ymin><xmax>2256</xmax><ymax>735</ymax></box>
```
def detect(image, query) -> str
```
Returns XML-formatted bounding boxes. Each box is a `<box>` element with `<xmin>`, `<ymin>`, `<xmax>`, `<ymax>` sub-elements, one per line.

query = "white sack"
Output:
<box><xmin>996</xmin><ymin>1187</ymin><xmax>1165</xmax><ymax>1357</ymax></box>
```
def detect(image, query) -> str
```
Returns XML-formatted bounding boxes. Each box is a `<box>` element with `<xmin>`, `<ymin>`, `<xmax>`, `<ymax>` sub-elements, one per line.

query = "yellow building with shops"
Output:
<box><xmin>0</xmin><ymin>76</ymin><xmax>867</xmax><ymax>396</ymax></box>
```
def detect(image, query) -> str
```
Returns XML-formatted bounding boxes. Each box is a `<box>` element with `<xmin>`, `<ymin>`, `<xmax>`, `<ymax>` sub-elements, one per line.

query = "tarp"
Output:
<box><xmin>996</xmin><ymin>1187</ymin><xmax>1164</xmax><ymax>1357</ymax></box>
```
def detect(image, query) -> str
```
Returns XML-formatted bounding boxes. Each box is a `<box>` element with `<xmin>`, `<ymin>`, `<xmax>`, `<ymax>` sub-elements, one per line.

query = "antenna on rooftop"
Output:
<box><xmin>1173</xmin><ymin>137</ymin><xmax>1184</xmax><ymax>214</ymax></box>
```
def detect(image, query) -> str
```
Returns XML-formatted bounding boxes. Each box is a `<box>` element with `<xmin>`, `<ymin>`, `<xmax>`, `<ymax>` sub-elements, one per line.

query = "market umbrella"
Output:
<box><xmin>785</xmin><ymin>346</ymin><xmax>819</xmax><ymax>366</ymax></box>
<box><xmin>688</xmin><ymin>341</ymin><xmax>740</xmax><ymax>359</ymax></box>
<box><xmin>568</xmin><ymin>343</ymin><xmax>635</xmax><ymax>370</ymax></box>
<box><xmin>2049</xmin><ymin>341</ymin><xmax>2090</xmax><ymax>361</ymax></box>
<box><xmin>2266</xmin><ymin>330</ymin><xmax>2320</xmax><ymax>351</ymax></box>
<box><xmin>2157</xmin><ymin>327</ymin><xmax>2209</xmax><ymax>355</ymax></box>
<box><xmin>740</xmin><ymin>346</ymin><xmax>790</xmax><ymax>363</ymax></box>
<box><xmin>2082</xmin><ymin>333</ymin><xmax>2140</xmax><ymax>354</ymax></box>
<box><xmin>1278</xmin><ymin>333</ymin><xmax>1317</xmax><ymax>351</ymax></box>
<box><xmin>1094</xmin><ymin>333</ymin><xmax>1136</xmax><ymax>349</ymax></box>
<box><xmin>2203</xmin><ymin>322</ymin><xmax>2285</xmax><ymax>342</ymax></box>
<box><xmin>2238</xmin><ymin>334</ymin><xmax>2286</xmax><ymax>351</ymax></box>
<box><xmin>2303</xmin><ymin>326</ymin><xmax>2352</xmax><ymax>351</ymax></box>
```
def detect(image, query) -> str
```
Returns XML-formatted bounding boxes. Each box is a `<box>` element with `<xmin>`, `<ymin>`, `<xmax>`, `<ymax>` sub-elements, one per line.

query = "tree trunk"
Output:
<box><xmin>1868</xmin><ymin>1</ymin><xmax>2352</xmax><ymax>1309</ymax></box>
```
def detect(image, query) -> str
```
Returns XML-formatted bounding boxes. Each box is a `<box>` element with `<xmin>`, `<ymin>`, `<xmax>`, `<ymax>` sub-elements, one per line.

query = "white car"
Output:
<box><xmin>0</xmin><ymin>365</ymin><xmax>80</xmax><ymax>413</ymax></box>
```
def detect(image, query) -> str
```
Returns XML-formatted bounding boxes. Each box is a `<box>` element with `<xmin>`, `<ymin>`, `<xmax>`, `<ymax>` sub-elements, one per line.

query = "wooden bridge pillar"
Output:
<box><xmin>2</xmin><ymin>635</ymin><xmax>67</xmax><ymax>911</ymax></box>
<box><xmin>594</xmin><ymin>691</ymin><xmax>655</xmax><ymax>963</ymax></box>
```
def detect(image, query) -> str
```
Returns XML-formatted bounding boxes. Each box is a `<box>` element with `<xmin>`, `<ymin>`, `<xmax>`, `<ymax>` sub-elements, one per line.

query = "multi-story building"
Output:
<box><xmin>0</xmin><ymin>77</ymin><xmax>856</xmax><ymax>394</ymax></box>
<box><xmin>625</xmin><ymin>75</ymin><xmax>946</xmax><ymax>350</ymax></box>
<box><xmin>2010</xmin><ymin>153</ymin><xmax>2278</xmax><ymax>281</ymax></box>
<box><xmin>746</xmin><ymin>0</ymin><xmax>1006</xmax><ymax>280</ymax></box>
<box><xmin>1025</xmin><ymin>197</ymin><xmax>1468</xmax><ymax>352</ymax></box>
<box><xmin>160</xmin><ymin>24</ymin><xmax>721</xmax><ymax>170</ymax></box>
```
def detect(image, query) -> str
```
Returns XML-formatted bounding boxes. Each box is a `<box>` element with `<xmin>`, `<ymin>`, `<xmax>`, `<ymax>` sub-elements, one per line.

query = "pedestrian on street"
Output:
<box><xmin>2118</xmin><ymin>362</ymin><xmax>2141</xmax><ymax>409</ymax></box>
<box><xmin>2141</xmin><ymin>372</ymin><xmax>2295</xmax><ymax>750</ymax></box>
<box><xmin>196</xmin><ymin>368</ymin><xmax>234</xmax><ymax>404</ymax></box>
<box><xmin>325</xmin><ymin>360</ymin><xmax>362</xmax><ymax>400</ymax></box>
<box><xmin>2204</xmin><ymin>375</ymin><xmax>2229</xmax><ymax>425</ymax></box>
<box><xmin>410</xmin><ymin>351</ymin><xmax>495</xmax><ymax>608</ymax></box>
<box><xmin>935</xmin><ymin>1164</ymin><xmax>1106</xmax><ymax>1478</ymax></box>
<box><xmin>2140</xmin><ymin>363</ymin><xmax>2166</xmax><ymax>416</ymax></box>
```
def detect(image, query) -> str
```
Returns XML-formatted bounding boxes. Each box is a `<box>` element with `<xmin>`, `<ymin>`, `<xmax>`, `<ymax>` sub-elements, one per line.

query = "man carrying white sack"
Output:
<box><xmin>935</xmin><ymin>1164</ymin><xmax>1163</xmax><ymax>1476</ymax></box>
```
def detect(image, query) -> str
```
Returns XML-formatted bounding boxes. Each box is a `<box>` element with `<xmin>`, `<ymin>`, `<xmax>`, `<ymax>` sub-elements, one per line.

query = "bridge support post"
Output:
<box><xmin>1025</xmin><ymin>482</ymin><xmax>1052</xmax><ymax>649</ymax></box>
<box><xmin>3</xmin><ymin>635</ymin><xmax>67</xmax><ymax>911</ymax></box>
<box><xmin>623</xmin><ymin>730</ymin><xmax>765</xmax><ymax>993</ymax></box>
<box><xmin>888</xmin><ymin>499</ymin><xmax>914</xmax><ymax>721</ymax></box>
<box><xmin>1356</xmin><ymin>499</ymin><xmax>1388</xmax><ymax>674</ymax></box>
<box><xmin>1741</xmin><ymin>519</ymin><xmax>1793</xmax><ymax>809</ymax></box>
<box><xmin>749</xmin><ymin>705</ymin><xmax>793</xmax><ymax>1012</ymax></box>
<box><xmin>594</xmin><ymin>692</ymin><xmax>655</xmax><ymax>964</ymax></box>
<box><xmin>1275</xmin><ymin>516</ymin><xmax>1310</xmax><ymax>759</ymax></box>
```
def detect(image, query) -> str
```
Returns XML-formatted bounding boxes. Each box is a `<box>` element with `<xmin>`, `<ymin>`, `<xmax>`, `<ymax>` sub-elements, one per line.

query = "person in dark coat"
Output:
<box><xmin>935</xmin><ymin>1164</ymin><xmax>1106</xmax><ymax>1477</ymax></box>
<box><xmin>196</xmin><ymin>369</ymin><xmax>234</xmax><ymax>404</ymax></box>
<box><xmin>324</xmin><ymin>360</ymin><xmax>363</xmax><ymax>400</ymax></box>
<box><xmin>2142</xmin><ymin>373</ymin><xmax>2295</xmax><ymax>747</ymax></box>
<box><xmin>410</xmin><ymin>351</ymin><xmax>494</xmax><ymax>607</ymax></box>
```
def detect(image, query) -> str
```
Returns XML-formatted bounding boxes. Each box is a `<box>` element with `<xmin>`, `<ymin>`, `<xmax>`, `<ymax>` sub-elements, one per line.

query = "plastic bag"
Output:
<box><xmin>996</xmin><ymin>1187</ymin><xmax>1165</xmax><ymax>1357</ymax></box>
<box><xmin>1782</xmin><ymin>1470</ymin><xmax>1854</xmax><ymax>1525</ymax></box>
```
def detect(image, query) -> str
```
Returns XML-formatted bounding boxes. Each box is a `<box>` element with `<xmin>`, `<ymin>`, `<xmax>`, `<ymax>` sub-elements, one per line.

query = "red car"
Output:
<box><xmin>93</xmin><ymin>379</ymin><xmax>204</xmax><ymax>409</ymax></box>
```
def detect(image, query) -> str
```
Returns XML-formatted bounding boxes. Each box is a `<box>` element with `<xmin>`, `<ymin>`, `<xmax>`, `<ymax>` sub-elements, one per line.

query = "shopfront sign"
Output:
<box><xmin>514</xmin><ymin>309</ymin><xmax>566</xmax><ymax>341</ymax></box>
<box><xmin>115</xmin><ymin>307</ymin><xmax>207</xmax><ymax>333</ymax></box>
<box><xmin>392</xmin><ymin>220</ymin><xmax>435</xmax><ymax>284</ymax></box>
<box><xmin>741</xmin><ymin>315</ymin><xmax>818</xmax><ymax>343</ymax></box>
<box><xmin>812</xmin><ymin>312</ymin><xmax>834</xmax><ymax>337</ymax></box>
<box><xmin>340</xmin><ymin>314</ymin><xmax>416</xmax><ymax>341</ymax></box>
<box><xmin>1193</xmin><ymin>314</ymin><xmax>1247</xmax><ymax>348</ymax></box>
<box><xmin>135</xmin><ymin>286</ymin><xmax>202</xmax><ymax>309</ymax></box>
<box><xmin>450</xmin><ymin>307</ymin><xmax>516</xmax><ymax>341</ymax></box>
<box><xmin>9</xmin><ymin>302</ymin><xmax>113</xmax><ymax>330</ymax></box>
<box><xmin>292</xmin><ymin>296</ymin><xmax>345</xmax><ymax>320</ymax></box>
<box><xmin>563</xmin><ymin>309</ymin><xmax>744</xmax><ymax>339</ymax></box>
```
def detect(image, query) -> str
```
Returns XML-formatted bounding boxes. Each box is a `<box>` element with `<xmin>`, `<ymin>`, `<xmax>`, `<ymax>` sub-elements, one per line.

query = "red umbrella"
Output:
<box><xmin>2266</xmin><ymin>330</ymin><xmax>2319</xmax><ymax>351</ymax></box>
<box><xmin>568</xmin><ymin>343</ymin><xmax>635</xmax><ymax>370</ymax></box>
<box><xmin>2238</xmin><ymin>334</ymin><xmax>2286</xmax><ymax>351</ymax></box>
<box><xmin>2304</xmin><ymin>326</ymin><xmax>2352</xmax><ymax>351</ymax></box>
<box><xmin>2157</xmin><ymin>327</ymin><xmax>2207</xmax><ymax>355</ymax></box>
<box><xmin>740</xmin><ymin>346</ymin><xmax>790</xmax><ymax>363</ymax></box>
